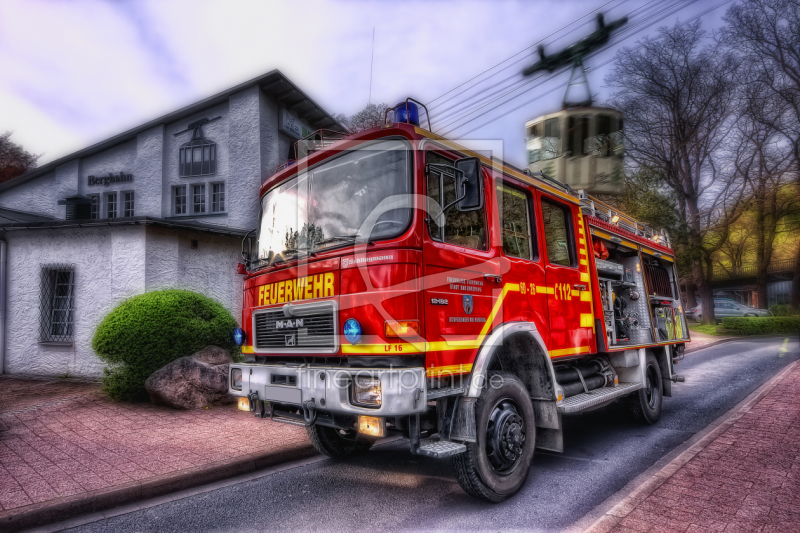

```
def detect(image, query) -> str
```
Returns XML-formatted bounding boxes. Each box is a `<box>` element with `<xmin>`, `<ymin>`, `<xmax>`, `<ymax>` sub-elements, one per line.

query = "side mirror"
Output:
<box><xmin>454</xmin><ymin>157</ymin><xmax>483</xmax><ymax>211</ymax></box>
<box><xmin>241</xmin><ymin>232</ymin><xmax>255</xmax><ymax>267</ymax></box>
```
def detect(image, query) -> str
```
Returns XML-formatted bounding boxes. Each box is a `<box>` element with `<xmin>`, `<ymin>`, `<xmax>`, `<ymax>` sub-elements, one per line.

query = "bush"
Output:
<box><xmin>93</xmin><ymin>290</ymin><xmax>240</xmax><ymax>401</ymax></box>
<box><xmin>720</xmin><ymin>317</ymin><xmax>800</xmax><ymax>336</ymax></box>
<box><xmin>769</xmin><ymin>304</ymin><xmax>798</xmax><ymax>317</ymax></box>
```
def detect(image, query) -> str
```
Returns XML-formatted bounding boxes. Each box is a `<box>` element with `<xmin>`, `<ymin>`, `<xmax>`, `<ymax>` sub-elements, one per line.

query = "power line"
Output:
<box><xmin>430</xmin><ymin>0</ymin><xmax>663</xmax><ymax>130</ymax></box>
<box><xmin>449</xmin><ymin>0</ymin><xmax>737</xmax><ymax>138</ymax></box>
<box><xmin>425</xmin><ymin>0</ymin><xmax>622</xmax><ymax>108</ymax></box>
<box><xmin>438</xmin><ymin>0</ymin><xmax>692</xmax><ymax>135</ymax></box>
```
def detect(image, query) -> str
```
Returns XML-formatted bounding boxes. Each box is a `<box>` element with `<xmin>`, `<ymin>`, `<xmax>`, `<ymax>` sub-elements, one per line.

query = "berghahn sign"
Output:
<box><xmin>88</xmin><ymin>172</ymin><xmax>133</xmax><ymax>186</ymax></box>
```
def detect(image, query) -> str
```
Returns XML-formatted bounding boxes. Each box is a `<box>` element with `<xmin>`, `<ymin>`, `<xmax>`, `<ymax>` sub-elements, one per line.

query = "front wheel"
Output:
<box><xmin>306</xmin><ymin>424</ymin><xmax>373</xmax><ymax>459</ymax></box>
<box><xmin>622</xmin><ymin>353</ymin><xmax>663</xmax><ymax>424</ymax></box>
<box><xmin>452</xmin><ymin>372</ymin><xmax>536</xmax><ymax>502</ymax></box>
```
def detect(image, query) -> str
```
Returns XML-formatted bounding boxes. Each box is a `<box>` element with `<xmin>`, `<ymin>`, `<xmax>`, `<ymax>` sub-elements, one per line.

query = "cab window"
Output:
<box><xmin>426</xmin><ymin>151</ymin><xmax>487</xmax><ymax>250</ymax></box>
<box><xmin>541</xmin><ymin>199</ymin><xmax>576</xmax><ymax>267</ymax></box>
<box><xmin>497</xmin><ymin>182</ymin><xmax>536</xmax><ymax>260</ymax></box>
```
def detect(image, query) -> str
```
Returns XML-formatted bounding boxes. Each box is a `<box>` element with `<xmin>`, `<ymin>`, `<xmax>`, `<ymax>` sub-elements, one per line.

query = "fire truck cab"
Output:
<box><xmin>228</xmin><ymin>106</ymin><xmax>689</xmax><ymax>502</ymax></box>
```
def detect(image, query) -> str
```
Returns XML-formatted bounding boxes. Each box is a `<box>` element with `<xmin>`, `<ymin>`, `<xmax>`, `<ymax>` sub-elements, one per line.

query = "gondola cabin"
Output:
<box><xmin>526</xmin><ymin>107</ymin><xmax>624</xmax><ymax>195</ymax></box>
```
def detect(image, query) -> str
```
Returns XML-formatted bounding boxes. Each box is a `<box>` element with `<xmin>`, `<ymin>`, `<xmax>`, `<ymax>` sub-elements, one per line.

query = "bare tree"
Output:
<box><xmin>606</xmin><ymin>21</ymin><xmax>743</xmax><ymax>325</ymax></box>
<box><xmin>723</xmin><ymin>0</ymin><xmax>800</xmax><ymax>308</ymax></box>
<box><xmin>338</xmin><ymin>103</ymin><xmax>391</xmax><ymax>133</ymax></box>
<box><xmin>731</xmin><ymin>110</ymin><xmax>797</xmax><ymax>308</ymax></box>
<box><xmin>0</xmin><ymin>131</ymin><xmax>39</xmax><ymax>183</ymax></box>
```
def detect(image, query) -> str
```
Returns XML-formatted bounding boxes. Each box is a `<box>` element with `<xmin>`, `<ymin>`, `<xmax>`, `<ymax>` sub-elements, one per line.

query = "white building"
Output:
<box><xmin>0</xmin><ymin>70</ymin><xmax>342</xmax><ymax>378</ymax></box>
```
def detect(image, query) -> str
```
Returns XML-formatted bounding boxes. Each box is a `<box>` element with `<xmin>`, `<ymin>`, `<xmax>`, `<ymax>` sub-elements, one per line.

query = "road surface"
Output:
<box><xmin>63</xmin><ymin>336</ymin><xmax>797</xmax><ymax>532</ymax></box>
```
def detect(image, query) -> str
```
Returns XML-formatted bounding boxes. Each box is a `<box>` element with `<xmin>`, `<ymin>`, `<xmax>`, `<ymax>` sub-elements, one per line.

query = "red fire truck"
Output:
<box><xmin>229</xmin><ymin>101</ymin><xmax>689</xmax><ymax>502</ymax></box>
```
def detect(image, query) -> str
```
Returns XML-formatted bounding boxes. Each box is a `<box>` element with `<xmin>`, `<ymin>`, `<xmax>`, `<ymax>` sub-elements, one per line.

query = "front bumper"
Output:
<box><xmin>229</xmin><ymin>364</ymin><xmax>427</xmax><ymax>416</ymax></box>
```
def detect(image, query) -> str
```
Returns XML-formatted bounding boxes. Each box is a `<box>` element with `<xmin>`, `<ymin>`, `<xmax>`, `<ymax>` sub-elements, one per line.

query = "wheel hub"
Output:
<box><xmin>485</xmin><ymin>399</ymin><xmax>526</xmax><ymax>473</ymax></box>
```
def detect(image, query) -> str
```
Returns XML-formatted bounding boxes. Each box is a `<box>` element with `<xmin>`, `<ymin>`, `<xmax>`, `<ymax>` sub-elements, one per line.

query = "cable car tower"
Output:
<box><xmin>522</xmin><ymin>14</ymin><xmax>628</xmax><ymax>195</ymax></box>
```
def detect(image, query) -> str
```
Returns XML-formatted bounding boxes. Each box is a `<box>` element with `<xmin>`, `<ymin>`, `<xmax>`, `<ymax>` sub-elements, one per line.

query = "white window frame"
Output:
<box><xmin>173</xmin><ymin>185</ymin><xmax>187</xmax><ymax>215</ymax></box>
<box><xmin>211</xmin><ymin>182</ymin><xmax>225</xmax><ymax>213</ymax></box>
<box><xmin>88</xmin><ymin>194</ymin><xmax>100</xmax><ymax>220</ymax></box>
<box><xmin>192</xmin><ymin>183</ymin><xmax>206</xmax><ymax>214</ymax></box>
<box><xmin>106</xmin><ymin>192</ymin><xmax>118</xmax><ymax>219</ymax></box>
<box><xmin>123</xmin><ymin>190</ymin><xmax>135</xmax><ymax>217</ymax></box>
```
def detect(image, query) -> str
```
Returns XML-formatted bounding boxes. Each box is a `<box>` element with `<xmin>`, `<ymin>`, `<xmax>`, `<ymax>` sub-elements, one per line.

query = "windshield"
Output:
<box><xmin>257</xmin><ymin>139</ymin><xmax>412</xmax><ymax>262</ymax></box>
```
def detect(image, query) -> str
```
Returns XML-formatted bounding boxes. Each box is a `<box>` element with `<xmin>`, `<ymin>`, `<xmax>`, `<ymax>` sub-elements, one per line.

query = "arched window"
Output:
<box><xmin>179</xmin><ymin>127</ymin><xmax>216</xmax><ymax>177</ymax></box>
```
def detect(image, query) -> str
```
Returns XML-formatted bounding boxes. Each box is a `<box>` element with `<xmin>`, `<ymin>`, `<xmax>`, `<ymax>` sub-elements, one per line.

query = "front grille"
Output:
<box><xmin>254</xmin><ymin>306</ymin><xmax>336</xmax><ymax>351</ymax></box>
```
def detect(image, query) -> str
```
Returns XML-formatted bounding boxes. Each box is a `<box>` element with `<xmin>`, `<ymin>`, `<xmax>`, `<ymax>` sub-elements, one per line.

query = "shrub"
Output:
<box><xmin>93</xmin><ymin>290</ymin><xmax>240</xmax><ymax>401</ymax></box>
<box><xmin>769</xmin><ymin>304</ymin><xmax>798</xmax><ymax>317</ymax></box>
<box><xmin>720</xmin><ymin>317</ymin><xmax>800</xmax><ymax>336</ymax></box>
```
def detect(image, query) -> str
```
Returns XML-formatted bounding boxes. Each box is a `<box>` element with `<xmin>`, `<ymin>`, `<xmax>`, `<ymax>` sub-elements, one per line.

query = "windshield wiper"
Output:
<box><xmin>313</xmin><ymin>234</ymin><xmax>358</xmax><ymax>248</ymax></box>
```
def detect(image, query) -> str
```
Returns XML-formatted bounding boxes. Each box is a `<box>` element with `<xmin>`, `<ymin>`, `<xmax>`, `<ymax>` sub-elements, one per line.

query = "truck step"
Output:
<box><xmin>416</xmin><ymin>439</ymin><xmax>467</xmax><ymax>458</ymax></box>
<box><xmin>558</xmin><ymin>382</ymin><xmax>641</xmax><ymax>414</ymax></box>
<box><xmin>427</xmin><ymin>386</ymin><xmax>466</xmax><ymax>400</ymax></box>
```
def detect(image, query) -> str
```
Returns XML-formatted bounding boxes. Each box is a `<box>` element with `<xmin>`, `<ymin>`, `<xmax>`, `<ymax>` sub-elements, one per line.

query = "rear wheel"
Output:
<box><xmin>452</xmin><ymin>372</ymin><xmax>535</xmax><ymax>502</ymax></box>
<box><xmin>622</xmin><ymin>354</ymin><xmax>663</xmax><ymax>424</ymax></box>
<box><xmin>306</xmin><ymin>424</ymin><xmax>373</xmax><ymax>459</ymax></box>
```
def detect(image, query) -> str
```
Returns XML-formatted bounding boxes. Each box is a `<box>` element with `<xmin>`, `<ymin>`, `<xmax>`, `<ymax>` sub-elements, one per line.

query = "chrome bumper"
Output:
<box><xmin>229</xmin><ymin>364</ymin><xmax>427</xmax><ymax>416</ymax></box>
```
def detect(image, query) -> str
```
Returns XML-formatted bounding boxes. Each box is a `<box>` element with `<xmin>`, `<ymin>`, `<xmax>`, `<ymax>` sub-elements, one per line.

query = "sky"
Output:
<box><xmin>0</xmin><ymin>0</ymin><xmax>731</xmax><ymax>170</ymax></box>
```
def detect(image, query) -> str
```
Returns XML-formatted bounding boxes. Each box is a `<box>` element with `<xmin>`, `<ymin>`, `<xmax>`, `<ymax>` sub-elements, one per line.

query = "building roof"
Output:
<box><xmin>0</xmin><ymin>70</ymin><xmax>345</xmax><ymax>193</ymax></box>
<box><xmin>0</xmin><ymin>216</ymin><xmax>250</xmax><ymax>237</ymax></box>
<box><xmin>0</xmin><ymin>207</ymin><xmax>56</xmax><ymax>224</ymax></box>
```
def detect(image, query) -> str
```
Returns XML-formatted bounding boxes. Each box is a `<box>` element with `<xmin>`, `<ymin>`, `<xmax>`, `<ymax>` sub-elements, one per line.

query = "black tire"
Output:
<box><xmin>452</xmin><ymin>372</ymin><xmax>535</xmax><ymax>503</ymax></box>
<box><xmin>622</xmin><ymin>353</ymin><xmax>663</xmax><ymax>424</ymax></box>
<box><xmin>306</xmin><ymin>424</ymin><xmax>373</xmax><ymax>459</ymax></box>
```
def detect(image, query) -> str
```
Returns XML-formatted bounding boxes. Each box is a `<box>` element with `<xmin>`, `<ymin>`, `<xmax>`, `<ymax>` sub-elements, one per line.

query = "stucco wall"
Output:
<box><xmin>3</xmin><ymin>225</ymin><xmax>242</xmax><ymax>378</ymax></box>
<box><xmin>0</xmin><ymin>170</ymin><xmax>58</xmax><ymax>218</ymax></box>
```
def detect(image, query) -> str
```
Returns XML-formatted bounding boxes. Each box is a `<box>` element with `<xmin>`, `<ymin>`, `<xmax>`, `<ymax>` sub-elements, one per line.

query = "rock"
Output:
<box><xmin>145</xmin><ymin>357</ymin><xmax>235</xmax><ymax>409</ymax></box>
<box><xmin>189</xmin><ymin>345</ymin><xmax>233</xmax><ymax>366</ymax></box>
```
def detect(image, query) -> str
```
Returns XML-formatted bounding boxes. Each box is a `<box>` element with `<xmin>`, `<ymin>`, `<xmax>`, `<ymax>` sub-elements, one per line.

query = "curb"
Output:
<box><xmin>571</xmin><ymin>357</ymin><xmax>800</xmax><ymax>533</ymax></box>
<box><xmin>684</xmin><ymin>333</ymin><xmax>790</xmax><ymax>354</ymax></box>
<box><xmin>0</xmin><ymin>443</ymin><xmax>318</xmax><ymax>532</ymax></box>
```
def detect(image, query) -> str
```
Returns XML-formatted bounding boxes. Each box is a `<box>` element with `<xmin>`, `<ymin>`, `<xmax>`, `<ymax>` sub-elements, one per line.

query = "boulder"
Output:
<box><xmin>145</xmin><ymin>356</ymin><xmax>235</xmax><ymax>409</ymax></box>
<box><xmin>189</xmin><ymin>345</ymin><xmax>233</xmax><ymax>366</ymax></box>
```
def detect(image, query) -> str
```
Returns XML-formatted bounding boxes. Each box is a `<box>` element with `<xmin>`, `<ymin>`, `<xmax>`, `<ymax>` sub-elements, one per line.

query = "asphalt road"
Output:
<box><xmin>63</xmin><ymin>336</ymin><xmax>798</xmax><ymax>532</ymax></box>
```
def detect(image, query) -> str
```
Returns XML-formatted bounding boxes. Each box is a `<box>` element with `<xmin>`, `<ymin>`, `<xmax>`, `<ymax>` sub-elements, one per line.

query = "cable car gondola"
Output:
<box><xmin>522</xmin><ymin>13</ymin><xmax>628</xmax><ymax>195</ymax></box>
<box><xmin>526</xmin><ymin>107</ymin><xmax>623</xmax><ymax>195</ymax></box>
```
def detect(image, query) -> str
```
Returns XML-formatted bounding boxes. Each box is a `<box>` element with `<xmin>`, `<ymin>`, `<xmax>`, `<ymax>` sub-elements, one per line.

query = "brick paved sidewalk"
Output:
<box><xmin>0</xmin><ymin>376</ymin><xmax>309</xmax><ymax>527</ymax></box>
<box><xmin>595</xmin><ymin>361</ymin><xmax>800</xmax><ymax>533</ymax></box>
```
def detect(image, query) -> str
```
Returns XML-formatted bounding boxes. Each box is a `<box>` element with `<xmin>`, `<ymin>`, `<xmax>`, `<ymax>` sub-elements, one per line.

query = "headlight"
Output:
<box><xmin>233</xmin><ymin>327</ymin><xmax>246</xmax><ymax>346</ymax></box>
<box><xmin>351</xmin><ymin>376</ymin><xmax>381</xmax><ymax>407</ymax></box>
<box><xmin>230</xmin><ymin>368</ymin><xmax>243</xmax><ymax>390</ymax></box>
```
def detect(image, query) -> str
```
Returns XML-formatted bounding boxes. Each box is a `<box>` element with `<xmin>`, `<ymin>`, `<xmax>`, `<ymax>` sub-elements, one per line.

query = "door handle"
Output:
<box><xmin>484</xmin><ymin>274</ymin><xmax>502</xmax><ymax>284</ymax></box>
<box><xmin>573</xmin><ymin>284</ymin><xmax>587</xmax><ymax>291</ymax></box>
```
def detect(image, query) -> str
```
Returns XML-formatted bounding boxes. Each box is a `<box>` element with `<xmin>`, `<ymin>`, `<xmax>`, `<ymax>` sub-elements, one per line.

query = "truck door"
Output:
<box><xmin>422</xmin><ymin>150</ymin><xmax>500</xmax><ymax>378</ymax></box>
<box><xmin>538</xmin><ymin>195</ymin><xmax>593</xmax><ymax>358</ymax></box>
<box><xmin>495</xmin><ymin>179</ymin><xmax>548</xmax><ymax>333</ymax></box>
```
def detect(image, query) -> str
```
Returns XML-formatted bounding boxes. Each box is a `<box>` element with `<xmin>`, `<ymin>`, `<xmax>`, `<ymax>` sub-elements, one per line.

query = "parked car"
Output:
<box><xmin>686</xmin><ymin>300</ymin><xmax>771</xmax><ymax>322</ymax></box>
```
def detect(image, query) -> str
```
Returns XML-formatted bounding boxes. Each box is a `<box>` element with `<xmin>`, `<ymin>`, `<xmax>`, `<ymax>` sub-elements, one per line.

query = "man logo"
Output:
<box><xmin>285</xmin><ymin>335</ymin><xmax>296</xmax><ymax>347</ymax></box>
<box><xmin>463</xmin><ymin>295</ymin><xmax>473</xmax><ymax>315</ymax></box>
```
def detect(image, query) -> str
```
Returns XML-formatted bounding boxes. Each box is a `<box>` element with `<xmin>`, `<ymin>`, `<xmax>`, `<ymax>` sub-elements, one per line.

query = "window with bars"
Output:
<box><xmin>39</xmin><ymin>265</ymin><xmax>75</xmax><ymax>342</ymax></box>
<box><xmin>211</xmin><ymin>183</ymin><xmax>225</xmax><ymax>213</ymax></box>
<box><xmin>107</xmin><ymin>192</ymin><xmax>117</xmax><ymax>218</ymax></box>
<box><xmin>174</xmin><ymin>186</ymin><xmax>187</xmax><ymax>215</ymax></box>
<box><xmin>123</xmin><ymin>191</ymin><xmax>135</xmax><ymax>217</ymax></box>
<box><xmin>193</xmin><ymin>184</ymin><xmax>206</xmax><ymax>214</ymax></box>
<box><xmin>89</xmin><ymin>195</ymin><xmax>99</xmax><ymax>219</ymax></box>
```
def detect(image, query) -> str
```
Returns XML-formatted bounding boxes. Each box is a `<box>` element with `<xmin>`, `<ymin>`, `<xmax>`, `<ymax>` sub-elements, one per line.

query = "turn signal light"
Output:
<box><xmin>385</xmin><ymin>320</ymin><xmax>420</xmax><ymax>337</ymax></box>
<box><xmin>358</xmin><ymin>415</ymin><xmax>385</xmax><ymax>437</ymax></box>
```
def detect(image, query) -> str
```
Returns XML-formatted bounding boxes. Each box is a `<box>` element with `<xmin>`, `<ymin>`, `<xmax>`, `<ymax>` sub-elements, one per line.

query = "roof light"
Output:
<box><xmin>611</xmin><ymin>214</ymin><xmax>620</xmax><ymax>224</ymax></box>
<box><xmin>394</xmin><ymin>101</ymin><xmax>420</xmax><ymax>126</ymax></box>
